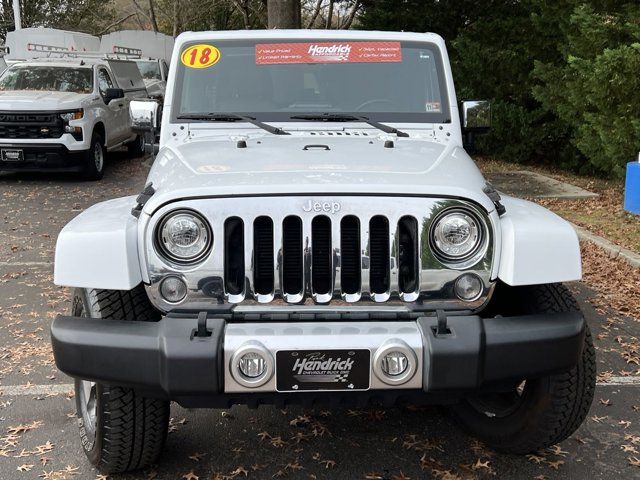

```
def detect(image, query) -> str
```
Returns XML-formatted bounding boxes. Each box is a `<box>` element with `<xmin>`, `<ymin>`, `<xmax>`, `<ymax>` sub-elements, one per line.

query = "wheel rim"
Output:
<box><xmin>74</xmin><ymin>291</ymin><xmax>98</xmax><ymax>439</ymax></box>
<box><xmin>78</xmin><ymin>380</ymin><xmax>97</xmax><ymax>438</ymax></box>
<box><xmin>467</xmin><ymin>380</ymin><xmax>528</xmax><ymax>418</ymax></box>
<box><xmin>94</xmin><ymin>142</ymin><xmax>104</xmax><ymax>171</ymax></box>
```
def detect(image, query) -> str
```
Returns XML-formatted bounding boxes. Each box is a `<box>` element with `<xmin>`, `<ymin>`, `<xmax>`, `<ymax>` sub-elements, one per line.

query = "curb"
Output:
<box><xmin>572</xmin><ymin>223</ymin><xmax>640</xmax><ymax>269</ymax></box>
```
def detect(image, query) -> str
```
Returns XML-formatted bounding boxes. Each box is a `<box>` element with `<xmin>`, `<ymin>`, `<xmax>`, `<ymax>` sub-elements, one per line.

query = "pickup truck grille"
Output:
<box><xmin>0</xmin><ymin>112</ymin><xmax>64</xmax><ymax>139</ymax></box>
<box><xmin>145</xmin><ymin>196</ymin><xmax>494</xmax><ymax>310</ymax></box>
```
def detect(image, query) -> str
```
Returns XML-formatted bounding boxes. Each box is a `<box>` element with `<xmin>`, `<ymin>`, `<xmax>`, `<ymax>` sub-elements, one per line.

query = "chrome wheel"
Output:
<box><xmin>94</xmin><ymin>142</ymin><xmax>104</xmax><ymax>172</ymax></box>
<box><xmin>78</xmin><ymin>380</ymin><xmax>97</xmax><ymax>438</ymax></box>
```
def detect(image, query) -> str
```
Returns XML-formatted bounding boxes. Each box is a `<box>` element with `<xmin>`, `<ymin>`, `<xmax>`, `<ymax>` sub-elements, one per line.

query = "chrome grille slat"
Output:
<box><xmin>360</xmin><ymin>216</ymin><xmax>371</xmax><ymax>300</ymax></box>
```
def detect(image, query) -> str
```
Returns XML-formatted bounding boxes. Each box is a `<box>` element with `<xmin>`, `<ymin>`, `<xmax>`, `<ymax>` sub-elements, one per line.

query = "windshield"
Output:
<box><xmin>0</xmin><ymin>65</ymin><xmax>93</xmax><ymax>94</ymax></box>
<box><xmin>136</xmin><ymin>60</ymin><xmax>162</xmax><ymax>80</ymax></box>
<box><xmin>173</xmin><ymin>40</ymin><xmax>450</xmax><ymax>123</ymax></box>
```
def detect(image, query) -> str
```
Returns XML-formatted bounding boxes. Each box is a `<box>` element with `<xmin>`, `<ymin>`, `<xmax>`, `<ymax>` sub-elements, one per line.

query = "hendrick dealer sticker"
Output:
<box><xmin>276</xmin><ymin>349</ymin><xmax>371</xmax><ymax>392</ymax></box>
<box><xmin>256</xmin><ymin>42</ymin><xmax>402</xmax><ymax>65</ymax></box>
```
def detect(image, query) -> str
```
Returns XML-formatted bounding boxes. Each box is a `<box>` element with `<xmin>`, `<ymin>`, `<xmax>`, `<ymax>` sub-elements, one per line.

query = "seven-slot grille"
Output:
<box><xmin>0</xmin><ymin>112</ymin><xmax>64</xmax><ymax>139</ymax></box>
<box><xmin>221</xmin><ymin>214</ymin><xmax>421</xmax><ymax>303</ymax></box>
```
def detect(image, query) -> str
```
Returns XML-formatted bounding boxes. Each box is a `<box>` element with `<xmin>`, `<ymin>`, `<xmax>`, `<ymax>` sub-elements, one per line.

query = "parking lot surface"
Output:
<box><xmin>0</xmin><ymin>155</ymin><xmax>639</xmax><ymax>479</ymax></box>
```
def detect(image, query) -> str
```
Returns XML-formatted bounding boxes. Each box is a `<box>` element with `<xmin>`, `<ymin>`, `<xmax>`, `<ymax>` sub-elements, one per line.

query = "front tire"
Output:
<box><xmin>83</xmin><ymin>133</ymin><xmax>106</xmax><ymax>181</ymax></box>
<box><xmin>450</xmin><ymin>283</ymin><xmax>596</xmax><ymax>453</ymax></box>
<box><xmin>126</xmin><ymin>134</ymin><xmax>145</xmax><ymax>156</ymax></box>
<box><xmin>72</xmin><ymin>287</ymin><xmax>169</xmax><ymax>473</ymax></box>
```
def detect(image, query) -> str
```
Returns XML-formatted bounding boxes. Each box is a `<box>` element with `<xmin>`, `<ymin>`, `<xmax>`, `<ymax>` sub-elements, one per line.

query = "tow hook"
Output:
<box><xmin>194</xmin><ymin>311</ymin><xmax>212</xmax><ymax>338</ymax></box>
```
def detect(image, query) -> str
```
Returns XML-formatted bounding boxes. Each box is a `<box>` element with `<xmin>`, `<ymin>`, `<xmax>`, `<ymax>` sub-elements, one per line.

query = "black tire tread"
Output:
<box><xmin>451</xmin><ymin>283</ymin><xmax>596</xmax><ymax>454</ymax></box>
<box><xmin>77</xmin><ymin>285</ymin><xmax>169</xmax><ymax>473</ymax></box>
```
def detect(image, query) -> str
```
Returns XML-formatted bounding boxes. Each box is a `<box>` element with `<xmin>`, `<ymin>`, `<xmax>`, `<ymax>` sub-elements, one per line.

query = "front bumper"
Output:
<box><xmin>0</xmin><ymin>143</ymin><xmax>86</xmax><ymax>172</ymax></box>
<box><xmin>51</xmin><ymin>312</ymin><xmax>586</xmax><ymax>408</ymax></box>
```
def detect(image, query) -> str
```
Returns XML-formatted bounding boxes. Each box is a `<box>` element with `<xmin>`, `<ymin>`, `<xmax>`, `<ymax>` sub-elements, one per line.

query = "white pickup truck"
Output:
<box><xmin>0</xmin><ymin>55</ymin><xmax>147</xmax><ymax>179</ymax></box>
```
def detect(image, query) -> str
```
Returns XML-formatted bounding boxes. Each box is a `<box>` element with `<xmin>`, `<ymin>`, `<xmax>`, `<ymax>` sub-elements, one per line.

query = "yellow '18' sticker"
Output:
<box><xmin>181</xmin><ymin>44</ymin><xmax>220</xmax><ymax>68</ymax></box>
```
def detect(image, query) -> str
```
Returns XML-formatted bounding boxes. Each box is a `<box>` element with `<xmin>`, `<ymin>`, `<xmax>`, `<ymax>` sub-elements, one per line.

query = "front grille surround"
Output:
<box><xmin>144</xmin><ymin>196</ymin><xmax>495</xmax><ymax>312</ymax></box>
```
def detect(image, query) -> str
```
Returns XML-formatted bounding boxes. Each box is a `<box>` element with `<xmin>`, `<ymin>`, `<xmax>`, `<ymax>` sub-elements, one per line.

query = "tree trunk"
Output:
<box><xmin>267</xmin><ymin>0</ymin><xmax>301</xmax><ymax>29</ymax></box>
<box><xmin>325</xmin><ymin>0</ymin><xmax>334</xmax><ymax>29</ymax></box>
<box><xmin>340</xmin><ymin>0</ymin><xmax>360</xmax><ymax>29</ymax></box>
<box><xmin>172</xmin><ymin>0</ymin><xmax>180</xmax><ymax>37</ymax></box>
<box><xmin>148</xmin><ymin>0</ymin><xmax>159</xmax><ymax>32</ymax></box>
<box><xmin>306</xmin><ymin>0</ymin><xmax>323</xmax><ymax>28</ymax></box>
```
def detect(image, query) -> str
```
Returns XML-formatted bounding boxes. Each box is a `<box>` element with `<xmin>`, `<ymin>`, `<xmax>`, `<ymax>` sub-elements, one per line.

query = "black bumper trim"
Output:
<box><xmin>51</xmin><ymin>316</ymin><xmax>225</xmax><ymax>397</ymax></box>
<box><xmin>0</xmin><ymin>143</ymin><xmax>86</xmax><ymax>171</ymax></box>
<box><xmin>51</xmin><ymin>312</ymin><xmax>585</xmax><ymax>406</ymax></box>
<box><xmin>419</xmin><ymin>312</ymin><xmax>585</xmax><ymax>390</ymax></box>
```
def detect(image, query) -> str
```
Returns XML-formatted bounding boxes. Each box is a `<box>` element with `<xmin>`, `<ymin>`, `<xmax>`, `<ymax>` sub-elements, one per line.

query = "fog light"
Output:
<box><xmin>381</xmin><ymin>351</ymin><xmax>408</xmax><ymax>376</ymax></box>
<box><xmin>373</xmin><ymin>339</ymin><xmax>417</xmax><ymax>386</ymax></box>
<box><xmin>454</xmin><ymin>273</ymin><xmax>483</xmax><ymax>301</ymax></box>
<box><xmin>230</xmin><ymin>342</ymin><xmax>274</xmax><ymax>388</ymax></box>
<box><xmin>159</xmin><ymin>276</ymin><xmax>187</xmax><ymax>303</ymax></box>
<box><xmin>238</xmin><ymin>352</ymin><xmax>266</xmax><ymax>378</ymax></box>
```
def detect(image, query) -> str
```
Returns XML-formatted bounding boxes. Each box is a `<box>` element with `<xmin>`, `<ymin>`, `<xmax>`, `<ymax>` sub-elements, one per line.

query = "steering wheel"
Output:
<box><xmin>355</xmin><ymin>98</ymin><xmax>398</xmax><ymax>112</ymax></box>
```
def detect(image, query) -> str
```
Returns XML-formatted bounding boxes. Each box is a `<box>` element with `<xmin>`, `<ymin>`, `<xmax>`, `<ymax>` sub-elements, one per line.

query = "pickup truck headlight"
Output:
<box><xmin>59</xmin><ymin>110</ymin><xmax>84</xmax><ymax>138</ymax></box>
<box><xmin>430</xmin><ymin>209</ymin><xmax>483</xmax><ymax>263</ymax></box>
<box><xmin>59</xmin><ymin>109</ymin><xmax>84</xmax><ymax>123</ymax></box>
<box><xmin>156</xmin><ymin>210</ymin><xmax>212</xmax><ymax>264</ymax></box>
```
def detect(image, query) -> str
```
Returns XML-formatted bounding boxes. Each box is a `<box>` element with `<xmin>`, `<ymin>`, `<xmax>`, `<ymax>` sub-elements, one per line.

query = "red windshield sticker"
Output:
<box><xmin>256</xmin><ymin>42</ymin><xmax>402</xmax><ymax>65</ymax></box>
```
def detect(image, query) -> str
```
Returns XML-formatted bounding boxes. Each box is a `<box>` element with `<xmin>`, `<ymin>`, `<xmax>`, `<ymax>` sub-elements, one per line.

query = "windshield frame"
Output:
<box><xmin>0</xmin><ymin>64</ymin><xmax>94</xmax><ymax>94</ymax></box>
<box><xmin>170</xmin><ymin>39</ymin><xmax>451</xmax><ymax>125</ymax></box>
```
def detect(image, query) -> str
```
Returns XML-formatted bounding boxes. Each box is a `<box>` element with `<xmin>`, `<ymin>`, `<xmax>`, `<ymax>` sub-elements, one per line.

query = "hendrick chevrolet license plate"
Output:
<box><xmin>276</xmin><ymin>349</ymin><xmax>370</xmax><ymax>392</ymax></box>
<box><xmin>1</xmin><ymin>149</ymin><xmax>24</xmax><ymax>162</ymax></box>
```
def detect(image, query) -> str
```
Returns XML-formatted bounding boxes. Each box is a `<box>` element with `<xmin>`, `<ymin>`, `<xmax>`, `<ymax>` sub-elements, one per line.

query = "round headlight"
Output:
<box><xmin>431</xmin><ymin>209</ymin><xmax>482</xmax><ymax>262</ymax></box>
<box><xmin>156</xmin><ymin>210</ymin><xmax>212</xmax><ymax>263</ymax></box>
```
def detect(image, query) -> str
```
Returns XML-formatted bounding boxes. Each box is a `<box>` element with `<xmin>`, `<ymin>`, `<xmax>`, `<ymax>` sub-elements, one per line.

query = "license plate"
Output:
<box><xmin>276</xmin><ymin>349</ymin><xmax>370</xmax><ymax>392</ymax></box>
<box><xmin>1</xmin><ymin>149</ymin><xmax>24</xmax><ymax>162</ymax></box>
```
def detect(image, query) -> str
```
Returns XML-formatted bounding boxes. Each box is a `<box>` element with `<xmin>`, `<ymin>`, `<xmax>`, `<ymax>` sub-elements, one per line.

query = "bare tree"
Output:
<box><xmin>339</xmin><ymin>0</ymin><xmax>359</xmax><ymax>29</ymax></box>
<box><xmin>231</xmin><ymin>0</ymin><xmax>251</xmax><ymax>29</ymax></box>
<box><xmin>98</xmin><ymin>12</ymin><xmax>137</xmax><ymax>35</ymax></box>
<box><xmin>306</xmin><ymin>0</ymin><xmax>323</xmax><ymax>28</ymax></box>
<box><xmin>267</xmin><ymin>0</ymin><xmax>300</xmax><ymax>28</ymax></box>
<box><xmin>325</xmin><ymin>0</ymin><xmax>334</xmax><ymax>28</ymax></box>
<box><xmin>148</xmin><ymin>0</ymin><xmax>159</xmax><ymax>31</ymax></box>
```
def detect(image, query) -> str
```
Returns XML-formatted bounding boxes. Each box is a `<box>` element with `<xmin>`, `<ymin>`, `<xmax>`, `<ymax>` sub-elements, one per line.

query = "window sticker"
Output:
<box><xmin>425</xmin><ymin>102</ymin><xmax>442</xmax><ymax>113</ymax></box>
<box><xmin>256</xmin><ymin>42</ymin><xmax>402</xmax><ymax>65</ymax></box>
<box><xmin>181</xmin><ymin>44</ymin><xmax>221</xmax><ymax>68</ymax></box>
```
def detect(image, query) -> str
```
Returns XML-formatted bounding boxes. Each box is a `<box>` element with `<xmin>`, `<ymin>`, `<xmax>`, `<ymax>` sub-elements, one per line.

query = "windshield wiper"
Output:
<box><xmin>176</xmin><ymin>113</ymin><xmax>289</xmax><ymax>135</ymax></box>
<box><xmin>290</xmin><ymin>113</ymin><xmax>409</xmax><ymax>137</ymax></box>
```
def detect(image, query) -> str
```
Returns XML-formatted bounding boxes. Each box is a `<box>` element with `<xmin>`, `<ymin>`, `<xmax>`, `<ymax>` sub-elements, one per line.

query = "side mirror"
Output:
<box><xmin>104</xmin><ymin>88</ymin><xmax>125</xmax><ymax>104</ymax></box>
<box><xmin>130</xmin><ymin>99</ymin><xmax>159</xmax><ymax>132</ymax></box>
<box><xmin>462</xmin><ymin>100</ymin><xmax>491</xmax><ymax>131</ymax></box>
<box><xmin>129</xmin><ymin>100</ymin><xmax>160</xmax><ymax>156</ymax></box>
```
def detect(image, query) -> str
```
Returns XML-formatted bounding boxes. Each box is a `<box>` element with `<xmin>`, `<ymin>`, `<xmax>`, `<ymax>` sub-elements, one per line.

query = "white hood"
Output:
<box><xmin>0</xmin><ymin>90</ymin><xmax>91</xmax><ymax>111</ymax></box>
<box><xmin>144</xmin><ymin>134</ymin><xmax>494</xmax><ymax>214</ymax></box>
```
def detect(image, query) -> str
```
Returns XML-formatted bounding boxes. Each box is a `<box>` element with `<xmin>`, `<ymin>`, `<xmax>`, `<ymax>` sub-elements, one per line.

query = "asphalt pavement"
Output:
<box><xmin>0</xmin><ymin>154</ymin><xmax>638</xmax><ymax>480</ymax></box>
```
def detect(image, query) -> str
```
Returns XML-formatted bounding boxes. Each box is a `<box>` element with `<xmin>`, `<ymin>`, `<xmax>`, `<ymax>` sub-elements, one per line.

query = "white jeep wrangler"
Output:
<box><xmin>0</xmin><ymin>56</ymin><xmax>147</xmax><ymax>179</ymax></box>
<box><xmin>51</xmin><ymin>30</ymin><xmax>595</xmax><ymax>473</ymax></box>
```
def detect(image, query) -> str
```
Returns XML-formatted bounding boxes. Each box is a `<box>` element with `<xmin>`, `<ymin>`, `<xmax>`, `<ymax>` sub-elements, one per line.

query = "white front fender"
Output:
<box><xmin>498</xmin><ymin>195</ymin><xmax>581</xmax><ymax>286</ymax></box>
<box><xmin>54</xmin><ymin>196</ymin><xmax>143</xmax><ymax>290</ymax></box>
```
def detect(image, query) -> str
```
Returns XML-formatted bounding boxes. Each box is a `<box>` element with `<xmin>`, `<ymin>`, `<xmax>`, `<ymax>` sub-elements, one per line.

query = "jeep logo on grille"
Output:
<box><xmin>302</xmin><ymin>200</ymin><xmax>341</xmax><ymax>214</ymax></box>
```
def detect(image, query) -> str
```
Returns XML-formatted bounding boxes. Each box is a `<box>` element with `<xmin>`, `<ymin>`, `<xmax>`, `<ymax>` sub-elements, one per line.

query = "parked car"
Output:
<box><xmin>51</xmin><ymin>30</ymin><xmax>595</xmax><ymax>473</ymax></box>
<box><xmin>0</xmin><ymin>54</ymin><xmax>148</xmax><ymax>179</ymax></box>
<box><xmin>0</xmin><ymin>55</ymin><xmax>6</xmax><ymax>75</ymax></box>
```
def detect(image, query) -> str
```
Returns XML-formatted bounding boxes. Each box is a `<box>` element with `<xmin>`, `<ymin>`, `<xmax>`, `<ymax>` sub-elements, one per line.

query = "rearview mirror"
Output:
<box><xmin>462</xmin><ymin>100</ymin><xmax>491</xmax><ymax>131</ymax></box>
<box><xmin>104</xmin><ymin>88</ymin><xmax>124</xmax><ymax>104</ymax></box>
